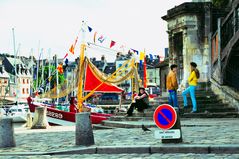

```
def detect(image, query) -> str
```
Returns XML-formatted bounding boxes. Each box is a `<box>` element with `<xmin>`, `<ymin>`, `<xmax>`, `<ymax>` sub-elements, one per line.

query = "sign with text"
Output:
<box><xmin>154</xmin><ymin>129</ymin><xmax>181</xmax><ymax>139</ymax></box>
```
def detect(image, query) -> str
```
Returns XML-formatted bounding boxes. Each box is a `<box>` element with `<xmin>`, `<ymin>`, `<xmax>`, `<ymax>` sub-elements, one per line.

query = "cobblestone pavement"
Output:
<box><xmin>1</xmin><ymin>154</ymin><xmax>239</xmax><ymax>159</ymax></box>
<box><xmin>0</xmin><ymin>118</ymin><xmax>239</xmax><ymax>158</ymax></box>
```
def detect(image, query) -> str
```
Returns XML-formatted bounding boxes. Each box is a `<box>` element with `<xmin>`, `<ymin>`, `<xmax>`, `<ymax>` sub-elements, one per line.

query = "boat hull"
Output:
<box><xmin>28</xmin><ymin>99</ymin><xmax>112</xmax><ymax>125</ymax></box>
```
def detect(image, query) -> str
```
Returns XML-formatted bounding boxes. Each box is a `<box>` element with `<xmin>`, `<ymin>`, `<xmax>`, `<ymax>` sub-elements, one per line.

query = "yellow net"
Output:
<box><xmin>40</xmin><ymin>57</ymin><xmax>140</xmax><ymax>99</ymax></box>
<box><xmin>86</xmin><ymin>58</ymin><xmax>136</xmax><ymax>84</ymax></box>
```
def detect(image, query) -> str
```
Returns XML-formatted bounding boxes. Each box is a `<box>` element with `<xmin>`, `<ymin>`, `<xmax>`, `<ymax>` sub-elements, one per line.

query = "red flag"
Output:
<box><xmin>110</xmin><ymin>40</ymin><xmax>116</xmax><ymax>48</ymax></box>
<box><xmin>143</xmin><ymin>57</ymin><xmax>147</xmax><ymax>88</ymax></box>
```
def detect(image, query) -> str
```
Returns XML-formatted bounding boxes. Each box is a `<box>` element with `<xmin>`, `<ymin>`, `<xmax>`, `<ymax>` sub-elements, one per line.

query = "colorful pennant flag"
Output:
<box><xmin>98</xmin><ymin>35</ymin><xmax>106</xmax><ymax>43</ymax></box>
<box><xmin>139</xmin><ymin>60</ymin><xmax>143</xmax><ymax>68</ymax></box>
<box><xmin>69</xmin><ymin>36</ymin><xmax>78</xmax><ymax>54</ymax></box>
<box><xmin>143</xmin><ymin>57</ymin><xmax>147</xmax><ymax>88</ymax></box>
<box><xmin>93</xmin><ymin>32</ymin><xmax>97</xmax><ymax>43</ymax></box>
<box><xmin>63</xmin><ymin>53</ymin><xmax>68</xmax><ymax>59</ymax></box>
<box><xmin>88</xmin><ymin>26</ymin><xmax>93</xmax><ymax>32</ymax></box>
<box><xmin>130</xmin><ymin>48</ymin><xmax>139</xmax><ymax>55</ymax></box>
<box><xmin>139</xmin><ymin>52</ymin><xmax>145</xmax><ymax>60</ymax></box>
<box><xmin>110</xmin><ymin>40</ymin><xmax>116</xmax><ymax>48</ymax></box>
<box><xmin>149</xmin><ymin>54</ymin><xmax>153</xmax><ymax>61</ymax></box>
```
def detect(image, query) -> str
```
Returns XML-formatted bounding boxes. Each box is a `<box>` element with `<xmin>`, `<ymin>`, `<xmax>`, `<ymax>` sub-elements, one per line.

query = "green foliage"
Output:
<box><xmin>34</xmin><ymin>65</ymin><xmax>65</xmax><ymax>91</ymax></box>
<box><xmin>212</xmin><ymin>0</ymin><xmax>229</xmax><ymax>8</ymax></box>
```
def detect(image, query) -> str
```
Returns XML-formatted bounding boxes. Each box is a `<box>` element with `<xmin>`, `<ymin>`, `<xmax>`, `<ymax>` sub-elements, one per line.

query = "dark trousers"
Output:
<box><xmin>127</xmin><ymin>99</ymin><xmax>148</xmax><ymax>116</ymax></box>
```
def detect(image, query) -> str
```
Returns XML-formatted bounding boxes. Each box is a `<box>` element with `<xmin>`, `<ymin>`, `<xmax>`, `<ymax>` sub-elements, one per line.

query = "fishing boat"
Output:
<box><xmin>27</xmin><ymin>23</ymin><xmax>141</xmax><ymax>125</ymax></box>
<box><xmin>27</xmin><ymin>97</ymin><xmax>112</xmax><ymax>125</ymax></box>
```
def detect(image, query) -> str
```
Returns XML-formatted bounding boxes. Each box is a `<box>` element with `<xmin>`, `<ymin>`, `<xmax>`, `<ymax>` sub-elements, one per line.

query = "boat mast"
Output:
<box><xmin>48</xmin><ymin>48</ymin><xmax>51</xmax><ymax>91</ymax></box>
<box><xmin>12</xmin><ymin>28</ymin><xmax>18</xmax><ymax>104</ymax></box>
<box><xmin>41</xmin><ymin>48</ymin><xmax>44</xmax><ymax>93</ymax></box>
<box><xmin>56</xmin><ymin>54</ymin><xmax>59</xmax><ymax>104</ymax></box>
<box><xmin>77</xmin><ymin>21</ymin><xmax>86</xmax><ymax>112</ymax></box>
<box><xmin>36</xmin><ymin>41</ymin><xmax>40</xmax><ymax>91</ymax></box>
<box><xmin>30</xmin><ymin>48</ymin><xmax>34</xmax><ymax>95</ymax></box>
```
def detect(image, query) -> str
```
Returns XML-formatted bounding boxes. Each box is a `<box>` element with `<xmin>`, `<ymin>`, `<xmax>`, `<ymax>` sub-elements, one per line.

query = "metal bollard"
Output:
<box><xmin>0</xmin><ymin>118</ymin><xmax>16</xmax><ymax>148</ymax></box>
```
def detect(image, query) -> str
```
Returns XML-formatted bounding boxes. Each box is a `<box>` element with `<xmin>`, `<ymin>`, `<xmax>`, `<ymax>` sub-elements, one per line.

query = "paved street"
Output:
<box><xmin>1</xmin><ymin>153</ymin><xmax>239</xmax><ymax>159</ymax></box>
<box><xmin>0</xmin><ymin>118</ymin><xmax>239</xmax><ymax>158</ymax></box>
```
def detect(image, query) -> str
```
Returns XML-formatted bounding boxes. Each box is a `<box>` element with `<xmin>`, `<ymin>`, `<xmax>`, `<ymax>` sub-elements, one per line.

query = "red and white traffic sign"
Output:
<box><xmin>153</xmin><ymin>104</ymin><xmax>177</xmax><ymax>130</ymax></box>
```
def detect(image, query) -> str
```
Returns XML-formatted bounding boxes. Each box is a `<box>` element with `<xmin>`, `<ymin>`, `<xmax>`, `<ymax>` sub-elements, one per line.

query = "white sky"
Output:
<box><xmin>0</xmin><ymin>0</ymin><xmax>191</xmax><ymax>62</ymax></box>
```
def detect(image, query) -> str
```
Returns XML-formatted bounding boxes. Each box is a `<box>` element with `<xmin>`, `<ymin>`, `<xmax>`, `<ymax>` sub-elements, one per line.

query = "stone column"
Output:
<box><xmin>31</xmin><ymin>106</ymin><xmax>49</xmax><ymax>129</ymax></box>
<box><xmin>75</xmin><ymin>112</ymin><xmax>94</xmax><ymax>146</ymax></box>
<box><xmin>0</xmin><ymin>118</ymin><xmax>16</xmax><ymax>148</ymax></box>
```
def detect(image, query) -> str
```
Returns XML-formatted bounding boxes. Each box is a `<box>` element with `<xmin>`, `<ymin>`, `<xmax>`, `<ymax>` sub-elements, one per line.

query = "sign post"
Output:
<box><xmin>153</xmin><ymin>104</ymin><xmax>183</xmax><ymax>143</ymax></box>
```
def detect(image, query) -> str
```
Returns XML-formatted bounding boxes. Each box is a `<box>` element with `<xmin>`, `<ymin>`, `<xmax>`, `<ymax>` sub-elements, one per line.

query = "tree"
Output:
<box><xmin>34</xmin><ymin>65</ymin><xmax>65</xmax><ymax>92</ymax></box>
<box><xmin>212</xmin><ymin>0</ymin><xmax>229</xmax><ymax>8</ymax></box>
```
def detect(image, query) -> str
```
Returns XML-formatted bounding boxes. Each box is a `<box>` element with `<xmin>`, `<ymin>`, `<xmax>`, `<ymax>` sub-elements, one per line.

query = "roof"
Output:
<box><xmin>104</xmin><ymin>66</ymin><xmax>116</xmax><ymax>74</ymax></box>
<box><xmin>155</xmin><ymin>58</ymin><xmax>169</xmax><ymax>68</ymax></box>
<box><xmin>162</xmin><ymin>2</ymin><xmax>212</xmax><ymax>21</ymax></box>
<box><xmin>0</xmin><ymin>70</ymin><xmax>10</xmax><ymax>78</ymax></box>
<box><xmin>6</xmin><ymin>57</ymin><xmax>26</xmax><ymax>67</ymax></box>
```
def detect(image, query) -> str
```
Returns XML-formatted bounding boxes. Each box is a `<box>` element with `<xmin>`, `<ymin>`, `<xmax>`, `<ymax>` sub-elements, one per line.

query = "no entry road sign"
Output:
<box><xmin>153</xmin><ymin>104</ymin><xmax>177</xmax><ymax>130</ymax></box>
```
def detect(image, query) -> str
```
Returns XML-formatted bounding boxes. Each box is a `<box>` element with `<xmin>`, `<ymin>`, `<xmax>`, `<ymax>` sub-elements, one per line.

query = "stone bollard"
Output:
<box><xmin>162</xmin><ymin>108</ymin><xmax>183</xmax><ymax>143</ymax></box>
<box><xmin>0</xmin><ymin>118</ymin><xmax>16</xmax><ymax>148</ymax></box>
<box><xmin>75</xmin><ymin>112</ymin><xmax>95</xmax><ymax>146</ymax></box>
<box><xmin>31</xmin><ymin>106</ymin><xmax>49</xmax><ymax>129</ymax></box>
<box><xmin>26</xmin><ymin>112</ymin><xmax>33</xmax><ymax>128</ymax></box>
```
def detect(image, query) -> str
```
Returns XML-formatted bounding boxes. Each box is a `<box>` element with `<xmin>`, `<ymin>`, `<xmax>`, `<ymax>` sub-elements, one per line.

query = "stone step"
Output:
<box><xmin>158</xmin><ymin>98</ymin><xmax>223</xmax><ymax>104</ymax></box>
<box><xmin>149</xmin><ymin>103</ymin><xmax>231</xmax><ymax>109</ymax></box>
<box><xmin>101</xmin><ymin>120</ymin><xmax>156</xmax><ymax>128</ymax></box>
<box><xmin>115</xmin><ymin>107</ymin><xmax>237</xmax><ymax>117</ymax></box>
<box><xmin>109</xmin><ymin>112</ymin><xmax>239</xmax><ymax>122</ymax></box>
<box><xmin>182</xmin><ymin>112</ymin><xmax>239</xmax><ymax>118</ymax></box>
<box><xmin>109</xmin><ymin>116</ymin><xmax>153</xmax><ymax>121</ymax></box>
<box><xmin>102</xmin><ymin>112</ymin><xmax>239</xmax><ymax>128</ymax></box>
<box><xmin>158</xmin><ymin>95</ymin><xmax>219</xmax><ymax>101</ymax></box>
<box><xmin>93</xmin><ymin>124</ymin><xmax>115</xmax><ymax>130</ymax></box>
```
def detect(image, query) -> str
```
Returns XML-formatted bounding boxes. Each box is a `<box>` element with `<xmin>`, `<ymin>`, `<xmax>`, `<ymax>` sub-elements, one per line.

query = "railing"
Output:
<box><xmin>211</xmin><ymin>4</ymin><xmax>239</xmax><ymax>86</ymax></box>
<box><xmin>225</xmin><ymin>64</ymin><xmax>239</xmax><ymax>91</ymax></box>
<box><xmin>221</xmin><ymin>5</ymin><xmax>239</xmax><ymax>54</ymax></box>
<box><xmin>221</xmin><ymin>14</ymin><xmax>234</xmax><ymax>50</ymax></box>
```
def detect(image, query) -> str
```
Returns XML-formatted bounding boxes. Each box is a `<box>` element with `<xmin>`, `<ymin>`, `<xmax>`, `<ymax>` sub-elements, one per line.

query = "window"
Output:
<box><xmin>26</xmin><ymin>88</ymin><xmax>29</xmax><ymax>94</ymax></box>
<box><xmin>4</xmin><ymin>80</ymin><xmax>7</xmax><ymax>84</ymax></box>
<box><xmin>0</xmin><ymin>80</ymin><xmax>1</xmax><ymax>84</ymax></box>
<box><xmin>23</xmin><ymin>79</ymin><xmax>25</xmax><ymax>84</ymax></box>
<box><xmin>22</xmin><ymin>88</ymin><xmax>25</xmax><ymax>94</ymax></box>
<box><xmin>27</xmin><ymin>79</ymin><xmax>29</xmax><ymax>84</ymax></box>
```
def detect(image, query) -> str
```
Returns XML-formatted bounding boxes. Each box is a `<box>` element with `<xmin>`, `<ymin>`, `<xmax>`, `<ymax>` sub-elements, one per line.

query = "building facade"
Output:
<box><xmin>162</xmin><ymin>2</ymin><xmax>215</xmax><ymax>88</ymax></box>
<box><xmin>0</xmin><ymin>54</ymin><xmax>33</xmax><ymax>103</ymax></box>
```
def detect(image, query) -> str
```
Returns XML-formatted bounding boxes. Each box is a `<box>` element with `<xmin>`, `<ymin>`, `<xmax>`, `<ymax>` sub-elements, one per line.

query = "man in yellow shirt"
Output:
<box><xmin>182</xmin><ymin>62</ymin><xmax>200</xmax><ymax>113</ymax></box>
<box><xmin>166</xmin><ymin>64</ymin><xmax>178</xmax><ymax>108</ymax></box>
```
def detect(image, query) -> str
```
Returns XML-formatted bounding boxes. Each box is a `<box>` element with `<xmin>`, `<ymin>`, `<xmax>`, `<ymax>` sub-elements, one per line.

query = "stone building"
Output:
<box><xmin>162</xmin><ymin>1</ymin><xmax>226</xmax><ymax>88</ymax></box>
<box><xmin>0</xmin><ymin>65</ymin><xmax>10</xmax><ymax>98</ymax></box>
<box><xmin>0</xmin><ymin>54</ymin><xmax>32</xmax><ymax>103</ymax></box>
